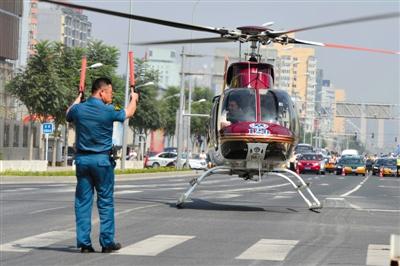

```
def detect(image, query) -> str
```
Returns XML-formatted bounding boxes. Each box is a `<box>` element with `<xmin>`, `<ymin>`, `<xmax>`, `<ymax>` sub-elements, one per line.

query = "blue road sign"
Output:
<box><xmin>42</xmin><ymin>123</ymin><xmax>54</xmax><ymax>134</ymax></box>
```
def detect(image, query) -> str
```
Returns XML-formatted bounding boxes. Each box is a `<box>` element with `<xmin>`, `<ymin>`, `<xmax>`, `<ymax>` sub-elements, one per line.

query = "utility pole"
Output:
<box><xmin>121</xmin><ymin>0</ymin><xmax>133</xmax><ymax>169</ymax></box>
<box><xmin>176</xmin><ymin>47</ymin><xmax>185</xmax><ymax>169</ymax></box>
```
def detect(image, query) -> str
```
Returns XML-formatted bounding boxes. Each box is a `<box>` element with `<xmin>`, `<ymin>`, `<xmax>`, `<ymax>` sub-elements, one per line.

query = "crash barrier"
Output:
<box><xmin>0</xmin><ymin>160</ymin><xmax>47</xmax><ymax>172</ymax></box>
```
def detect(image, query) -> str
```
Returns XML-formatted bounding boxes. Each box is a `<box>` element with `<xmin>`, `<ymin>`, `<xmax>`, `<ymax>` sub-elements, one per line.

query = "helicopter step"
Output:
<box><xmin>176</xmin><ymin>166</ymin><xmax>322</xmax><ymax>211</ymax></box>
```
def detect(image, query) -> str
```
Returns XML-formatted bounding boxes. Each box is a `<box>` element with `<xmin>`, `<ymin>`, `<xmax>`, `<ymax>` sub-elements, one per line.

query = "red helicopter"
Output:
<box><xmin>40</xmin><ymin>1</ymin><xmax>399</xmax><ymax>210</ymax></box>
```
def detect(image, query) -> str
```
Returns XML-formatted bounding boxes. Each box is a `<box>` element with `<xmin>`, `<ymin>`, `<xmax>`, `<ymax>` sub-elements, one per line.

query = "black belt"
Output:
<box><xmin>76</xmin><ymin>150</ymin><xmax>110</xmax><ymax>155</ymax></box>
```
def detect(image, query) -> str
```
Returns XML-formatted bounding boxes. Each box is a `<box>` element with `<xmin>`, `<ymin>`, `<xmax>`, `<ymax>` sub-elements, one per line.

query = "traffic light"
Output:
<box><xmin>395</xmin><ymin>137</ymin><xmax>398</xmax><ymax>142</ymax></box>
<box><xmin>354</xmin><ymin>132</ymin><xmax>357</xmax><ymax>140</ymax></box>
<box><xmin>371</xmin><ymin>133</ymin><xmax>374</xmax><ymax>139</ymax></box>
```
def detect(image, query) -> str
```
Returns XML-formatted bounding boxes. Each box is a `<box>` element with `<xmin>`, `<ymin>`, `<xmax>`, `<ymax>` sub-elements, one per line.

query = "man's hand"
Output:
<box><xmin>125</xmin><ymin>88</ymin><xmax>139</xmax><ymax>118</ymax></box>
<box><xmin>130</xmin><ymin>87</ymin><xmax>139</xmax><ymax>103</ymax></box>
<box><xmin>67</xmin><ymin>92</ymin><xmax>83</xmax><ymax>115</ymax></box>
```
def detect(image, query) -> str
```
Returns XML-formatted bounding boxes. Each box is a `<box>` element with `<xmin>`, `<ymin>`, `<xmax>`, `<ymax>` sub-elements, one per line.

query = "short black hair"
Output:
<box><xmin>91</xmin><ymin>77</ymin><xmax>112</xmax><ymax>94</ymax></box>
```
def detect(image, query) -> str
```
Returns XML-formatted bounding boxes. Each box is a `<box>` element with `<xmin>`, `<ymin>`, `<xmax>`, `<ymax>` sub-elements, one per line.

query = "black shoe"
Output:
<box><xmin>101</xmin><ymin>242</ymin><xmax>121</xmax><ymax>253</ymax></box>
<box><xmin>80</xmin><ymin>245</ymin><xmax>95</xmax><ymax>253</ymax></box>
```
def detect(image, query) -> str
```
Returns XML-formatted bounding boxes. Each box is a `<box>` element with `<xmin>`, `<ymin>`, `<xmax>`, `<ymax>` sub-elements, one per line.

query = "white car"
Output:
<box><xmin>145</xmin><ymin>152</ymin><xmax>177</xmax><ymax>168</ymax></box>
<box><xmin>183</xmin><ymin>154</ymin><xmax>207</xmax><ymax>170</ymax></box>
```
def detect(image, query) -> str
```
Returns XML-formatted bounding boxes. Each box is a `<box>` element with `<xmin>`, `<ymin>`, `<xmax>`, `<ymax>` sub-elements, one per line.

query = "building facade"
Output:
<box><xmin>146</xmin><ymin>48</ymin><xmax>180</xmax><ymax>89</ymax></box>
<box><xmin>37</xmin><ymin>2</ymin><xmax>92</xmax><ymax>48</ymax></box>
<box><xmin>0</xmin><ymin>0</ymin><xmax>42</xmax><ymax>160</ymax></box>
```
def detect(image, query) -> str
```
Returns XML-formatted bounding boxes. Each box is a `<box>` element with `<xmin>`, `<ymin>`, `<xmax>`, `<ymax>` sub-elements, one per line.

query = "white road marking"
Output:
<box><xmin>340</xmin><ymin>175</ymin><xmax>369</xmax><ymax>197</ymax></box>
<box><xmin>326</xmin><ymin>197</ymin><xmax>344</xmax><ymax>201</ymax></box>
<box><xmin>212</xmin><ymin>193</ymin><xmax>241</xmax><ymax>199</ymax></box>
<box><xmin>366</xmin><ymin>244</ymin><xmax>390</xmax><ymax>266</ymax></box>
<box><xmin>0</xmin><ymin>231</ymin><xmax>75</xmax><ymax>252</ymax></box>
<box><xmin>2</xmin><ymin>188</ymin><xmax>38</xmax><ymax>192</ymax></box>
<box><xmin>29</xmin><ymin>206</ymin><xmax>68</xmax><ymax>214</ymax></box>
<box><xmin>114</xmin><ymin>190</ymin><xmax>142</xmax><ymax>195</ymax></box>
<box><xmin>273</xmin><ymin>195</ymin><xmax>293</xmax><ymax>199</ymax></box>
<box><xmin>116</xmin><ymin>204</ymin><xmax>162</xmax><ymax>216</ymax></box>
<box><xmin>319</xmin><ymin>183</ymin><xmax>329</xmax><ymax>186</ymax></box>
<box><xmin>236</xmin><ymin>239</ymin><xmax>298</xmax><ymax>261</ymax></box>
<box><xmin>115</xmin><ymin>234</ymin><xmax>195</xmax><ymax>256</ymax></box>
<box><xmin>213</xmin><ymin>183</ymin><xmax>290</xmax><ymax>194</ymax></box>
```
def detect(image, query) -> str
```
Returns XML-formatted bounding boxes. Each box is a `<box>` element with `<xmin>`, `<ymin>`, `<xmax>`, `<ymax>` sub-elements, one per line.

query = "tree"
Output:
<box><xmin>6</xmin><ymin>40</ymin><xmax>124</xmax><ymax>164</ymax></box>
<box><xmin>159</xmin><ymin>86</ymin><xmax>180</xmax><ymax>138</ymax></box>
<box><xmin>189</xmin><ymin>87</ymin><xmax>213</xmax><ymax>151</ymax></box>
<box><xmin>128</xmin><ymin>59</ymin><xmax>161</xmax><ymax>157</ymax></box>
<box><xmin>7</xmin><ymin>41</ymin><xmax>70</xmax><ymax>163</ymax></box>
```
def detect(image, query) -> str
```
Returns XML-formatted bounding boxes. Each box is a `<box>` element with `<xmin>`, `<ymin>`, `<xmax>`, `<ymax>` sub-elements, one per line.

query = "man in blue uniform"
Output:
<box><xmin>66</xmin><ymin>77</ymin><xmax>139</xmax><ymax>253</ymax></box>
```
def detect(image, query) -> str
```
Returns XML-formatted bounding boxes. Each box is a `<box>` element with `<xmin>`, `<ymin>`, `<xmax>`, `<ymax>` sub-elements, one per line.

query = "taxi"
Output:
<box><xmin>335</xmin><ymin>156</ymin><xmax>366</xmax><ymax>176</ymax></box>
<box><xmin>325</xmin><ymin>156</ymin><xmax>337</xmax><ymax>173</ymax></box>
<box><xmin>380</xmin><ymin>158</ymin><xmax>398</xmax><ymax>176</ymax></box>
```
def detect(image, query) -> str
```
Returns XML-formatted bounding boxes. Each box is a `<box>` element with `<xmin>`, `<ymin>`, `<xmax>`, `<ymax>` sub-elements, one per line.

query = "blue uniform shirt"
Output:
<box><xmin>66</xmin><ymin>97</ymin><xmax>126</xmax><ymax>153</ymax></box>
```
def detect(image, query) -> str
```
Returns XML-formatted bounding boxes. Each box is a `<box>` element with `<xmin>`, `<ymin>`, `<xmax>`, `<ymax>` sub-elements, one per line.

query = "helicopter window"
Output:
<box><xmin>260</xmin><ymin>90</ymin><xmax>278</xmax><ymax>123</ymax></box>
<box><xmin>220</xmin><ymin>89</ymin><xmax>256</xmax><ymax>127</ymax></box>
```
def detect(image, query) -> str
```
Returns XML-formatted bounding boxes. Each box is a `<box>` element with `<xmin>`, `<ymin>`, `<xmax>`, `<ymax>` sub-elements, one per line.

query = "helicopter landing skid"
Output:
<box><xmin>176</xmin><ymin>166</ymin><xmax>231</xmax><ymax>209</ymax></box>
<box><xmin>271</xmin><ymin>168</ymin><xmax>322</xmax><ymax>210</ymax></box>
<box><xmin>176</xmin><ymin>166</ymin><xmax>322</xmax><ymax>211</ymax></box>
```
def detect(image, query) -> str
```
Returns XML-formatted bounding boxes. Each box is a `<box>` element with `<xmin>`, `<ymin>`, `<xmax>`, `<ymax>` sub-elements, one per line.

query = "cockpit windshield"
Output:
<box><xmin>220</xmin><ymin>88</ymin><xmax>256</xmax><ymax>126</ymax></box>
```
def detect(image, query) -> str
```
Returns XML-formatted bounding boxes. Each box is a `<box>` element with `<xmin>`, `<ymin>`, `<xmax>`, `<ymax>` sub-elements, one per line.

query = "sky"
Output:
<box><xmin>64</xmin><ymin>0</ymin><xmax>399</xmax><ymax>148</ymax></box>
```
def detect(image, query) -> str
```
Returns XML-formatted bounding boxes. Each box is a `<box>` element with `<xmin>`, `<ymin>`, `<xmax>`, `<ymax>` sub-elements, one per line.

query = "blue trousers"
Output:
<box><xmin>74</xmin><ymin>153</ymin><xmax>115</xmax><ymax>248</ymax></box>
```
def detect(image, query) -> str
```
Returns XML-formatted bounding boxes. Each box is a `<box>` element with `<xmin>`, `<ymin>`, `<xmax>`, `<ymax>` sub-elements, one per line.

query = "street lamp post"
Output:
<box><xmin>176</xmin><ymin>47</ymin><xmax>186</xmax><ymax>169</ymax></box>
<box><xmin>121</xmin><ymin>0</ymin><xmax>134</xmax><ymax>170</ymax></box>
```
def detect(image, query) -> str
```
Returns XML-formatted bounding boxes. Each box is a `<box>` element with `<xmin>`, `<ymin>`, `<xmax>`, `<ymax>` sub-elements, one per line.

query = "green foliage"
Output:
<box><xmin>159</xmin><ymin>86</ymin><xmax>180</xmax><ymax>136</ymax></box>
<box><xmin>190</xmin><ymin>87</ymin><xmax>213</xmax><ymax>136</ymax></box>
<box><xmin>128</xmin><ymin>59</ymin><xmax>161</xmax><ymax>135</ymax></box>
<box><xmin>6</xmin><ymin>40</ymin><xmax>124</xmax><ymax>127</ymax></box>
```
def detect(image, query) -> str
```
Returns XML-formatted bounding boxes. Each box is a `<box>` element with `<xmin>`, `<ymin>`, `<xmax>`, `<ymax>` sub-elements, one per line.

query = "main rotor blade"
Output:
<box><xmin>289</xmin><ymin>38</ymin><xmax>400</xmax><ymax>55</ymax></box>
<box><xmin>271</xmin><ymin>12</ymin><xmax>400</xmax><ymax>36</ymax></box>
<box><xmin>39</xmin><ymin>0</ymin><xmax>226</xmax><ymax>35</ymax></box>
<box><xmin>135</xmin><ymin>37</ymin><xmax>237</xmax><ymax>45</ymax></box>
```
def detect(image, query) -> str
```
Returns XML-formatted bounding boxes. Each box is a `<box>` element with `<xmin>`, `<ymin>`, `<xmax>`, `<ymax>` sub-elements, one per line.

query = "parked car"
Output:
<box><xmin>183</xmin><ymin>153</ymin><xmax>207</xmax><ymax>170</ymax></box>
<box><xmin>296</xmin><ymin>153</ymin><xmax>325</xmax><ymax>175</ymax></box>
<box><xmin>144</xmin><ymin>152</ymin><xmax>177</xmax><ymax>168</ymax></box>
<box><xmin>335</xmin><ymin>156</ymin><xmax>366</xmax><ymax>176</ymax></box>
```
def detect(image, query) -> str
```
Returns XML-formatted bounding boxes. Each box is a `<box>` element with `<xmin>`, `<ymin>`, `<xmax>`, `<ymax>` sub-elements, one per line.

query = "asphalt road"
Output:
<box><xmin>1</xmin><ymin>171</ymin><xmax>399</xmax><ymax>266</ymax></box>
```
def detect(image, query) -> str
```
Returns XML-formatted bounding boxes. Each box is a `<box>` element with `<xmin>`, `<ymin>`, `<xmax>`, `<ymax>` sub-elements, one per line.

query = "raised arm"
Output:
<box><xmin>124</xmin><ymin>88</ymin><xmax>139</xmax><ymax>119</ymax></box>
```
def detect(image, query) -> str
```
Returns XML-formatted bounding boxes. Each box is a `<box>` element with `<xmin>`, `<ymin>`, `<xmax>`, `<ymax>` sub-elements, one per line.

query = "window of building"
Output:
<box><xmin>23</xmin><ymin>126</ymin><xmax>28</xmax><ymax>147</ymax></box>
<box><xmin>3</xmin><ymin>124</ymin><xmax>10</xmax><ymax>147</ymax></box>
<box><xmin>170</xmin><ymin>51</ymin><xmax>176</xmax><ymax>58</ymax></box>
<box><xmin>13</xmin><ymin>125</ymin><xmax>19</xmax><ymax>147</ymax></box>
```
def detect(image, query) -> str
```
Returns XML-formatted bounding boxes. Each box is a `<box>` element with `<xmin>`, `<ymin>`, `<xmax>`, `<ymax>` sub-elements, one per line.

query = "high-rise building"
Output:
<box><xmin>333</xmin><ymin>89</ymin><xmax>346</xmax><ymax>135</ymax></box>
<box><xmin>272</xmin><ymin>43</ymin><xmax>317</xmax><ymax>133</ymax></box>
<box><xmin>0</xmin><ymin>0</ymin><xmax>41</xmax><ymax>160</ymax></box>
<box><xmin>37</xmin><ymin>1</ymin><xmax>92</xmax><ymax>48</ymax></box>
<box><xmin>146</xmin><ymin>48</ymin><xmax>180</xmax><ymax>89</ymax></box>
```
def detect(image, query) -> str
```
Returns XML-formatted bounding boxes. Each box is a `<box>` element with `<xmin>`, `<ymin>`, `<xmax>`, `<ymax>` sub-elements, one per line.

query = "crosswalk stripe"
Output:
<box><xmin>0</xmin><ymin>231</ymin><xmax>75</xmax><ymax>252</ymax></box>
<box><xmin>236</xmin><ymin>239</ymin><xmax>298</xmax><ymax>261</ymax></box>
<box><xmin>114</xmin><ymin>234</ymin><xmax>195</xmax><ymax>256</ymax></box>
<box><xmin>114</xmin><ymin>190</ymin><xmax>142</xmax><ymax>195</ymax></box>
<box><xmin>366</xmin><ymin>244</ymin><xmax>390</xmax><ymax>266</ymax></box>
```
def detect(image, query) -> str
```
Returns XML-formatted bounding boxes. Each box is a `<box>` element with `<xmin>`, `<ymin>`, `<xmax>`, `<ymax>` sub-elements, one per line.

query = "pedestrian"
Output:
<box><xmin>397</xmin><ymin>156</ymin><xmax>400</xmax><ymax>177</ymax></box>
<box><xmin>66</xmin><ymin>77</ymin><xmax>139</xmax><ymax>253</ymax></box>
<box><xmin>199</xmin><ymin>150</ymin><xmax>207</xmax><ymax>160</ymax></box>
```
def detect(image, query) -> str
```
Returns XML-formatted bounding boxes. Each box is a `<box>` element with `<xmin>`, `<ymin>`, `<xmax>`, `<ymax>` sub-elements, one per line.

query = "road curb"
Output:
<box><xmin>0</xmin><ymin>170</ymin><xmax>200</xmax><ymax>184</ymax></box>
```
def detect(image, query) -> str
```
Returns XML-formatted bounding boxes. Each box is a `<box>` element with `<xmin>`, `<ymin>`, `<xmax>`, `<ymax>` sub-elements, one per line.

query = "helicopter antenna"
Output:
<box><xmin>239</xmin><ymin>42</ymin><xmax>242</xmax><ymax>61</ymax></box>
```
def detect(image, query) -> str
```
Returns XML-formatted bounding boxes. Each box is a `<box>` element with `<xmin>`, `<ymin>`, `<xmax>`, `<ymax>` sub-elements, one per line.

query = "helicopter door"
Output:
<box><xmin>208</xmin><ymin>95</ymin><xmax>220</xmax><ymax>148</ymax></box>
<box><xmin>263</xmin><ymin>89</ymin><xmax>299</xmax><ymax>137</ymax></box>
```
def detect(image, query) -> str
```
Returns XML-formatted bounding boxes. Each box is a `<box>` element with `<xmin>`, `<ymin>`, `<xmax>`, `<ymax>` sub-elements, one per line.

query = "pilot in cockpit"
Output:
<box><xmin>220</xmin><ymin>97</ymin><xmax>245</xmax><ymax>128</ymax></box>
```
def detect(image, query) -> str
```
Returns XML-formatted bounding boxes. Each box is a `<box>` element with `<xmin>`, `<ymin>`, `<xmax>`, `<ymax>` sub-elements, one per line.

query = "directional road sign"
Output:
<box><xmin>42</xmin><ymin>123</ymin><xmax>54</xmax><ymax>134</ymax></box>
